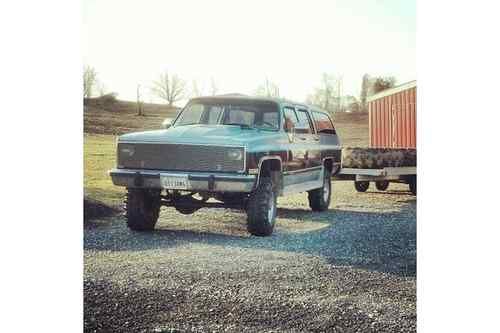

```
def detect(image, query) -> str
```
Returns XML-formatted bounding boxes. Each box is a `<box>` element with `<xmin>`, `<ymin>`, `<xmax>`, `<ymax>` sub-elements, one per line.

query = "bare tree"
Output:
<box><xmin>136</xmin><ymin>84</ymin><xmax>143</xmax><ymax>116</ymax></box>
<box><xmin>83</xmin><ymin>65</ymin><xmax>98</xmax><ymax>98</ymax></box>
<box><xmin>255</xmin><ymin>78</ymin><xmax>280</xmax><ymax>98</ymax></box>
<box><xmin>210</xmin><ymin>77</ymin><xmax>219</xmax><ymax>96</ymax></box>
<box><xmin>151</xmin><ymin>71</ymin><xmax>186</xmax><ymax>107</ymax></box>
<box><xmin>360</xmin><ymin>73</ymin><xmax>370</xmax><ymax>112</ymax></box>
<box><xmin>306</xmin><ymin>73</ymin><xmax>339</xmax><ymax>112</ymax></box>
<box><xmin>190</xmin><ymin>80</ymin><xmax>203</xmax><ymax>98</ymax></box>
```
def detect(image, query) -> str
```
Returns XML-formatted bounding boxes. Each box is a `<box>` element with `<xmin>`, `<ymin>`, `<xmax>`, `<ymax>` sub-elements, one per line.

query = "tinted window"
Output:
<box><xmin>312</xmin><ymin>111</ymin><xmax>336</xmax><ymax>134</ymax></box>
<box><xmin>296</xmin><ymin>109</ymin><xmax>314</xmax><ymax>134</ymax></box>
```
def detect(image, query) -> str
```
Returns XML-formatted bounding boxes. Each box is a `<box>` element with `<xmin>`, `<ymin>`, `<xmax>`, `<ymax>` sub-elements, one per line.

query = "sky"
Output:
<box><xmin>83</xmin><ymin>0</ymin><xmax>416</xmax><ymax>105</ymax></box>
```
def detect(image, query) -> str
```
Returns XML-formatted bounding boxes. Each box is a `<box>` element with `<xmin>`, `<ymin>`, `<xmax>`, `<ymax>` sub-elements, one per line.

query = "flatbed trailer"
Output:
<box><xmin>333</xmin><ymin>166</ymin><xmax>416</xmax><ymax>194</ymax></box>
<box><xmin>332</xmin><ymin>80</ymin><xmax>417</xmax><ymax>195</ymax></box>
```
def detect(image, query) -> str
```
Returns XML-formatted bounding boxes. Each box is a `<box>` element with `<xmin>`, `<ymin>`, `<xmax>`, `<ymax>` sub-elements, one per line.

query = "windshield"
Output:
<box><xmin>174</xmin><ymin>100</ymin><xmax>280</xmax><ymax>130</ymax></box>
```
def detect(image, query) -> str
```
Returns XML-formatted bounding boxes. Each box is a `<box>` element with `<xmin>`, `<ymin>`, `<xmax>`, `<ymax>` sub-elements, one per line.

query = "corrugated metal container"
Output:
<box><xmin>368</xmin><ymin>80</ymin><xmax>416</xmax><ymax>148</ymax></box>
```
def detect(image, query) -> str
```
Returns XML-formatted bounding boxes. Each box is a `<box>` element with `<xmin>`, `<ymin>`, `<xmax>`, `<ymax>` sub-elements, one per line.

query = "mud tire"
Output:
<box><xmin>126</xmin><ymin>188</ymin><xmax>161</xmax><ymax>231</ymax></box>
<box><xmin>308</xmin><ymin>169</ymin><xmax>332</xmax><ymax>212</ymax></box>
<box><xmin>246</xmin><ymin>178</ymin><xmax>277</xmax><ymax>237</ymax></box>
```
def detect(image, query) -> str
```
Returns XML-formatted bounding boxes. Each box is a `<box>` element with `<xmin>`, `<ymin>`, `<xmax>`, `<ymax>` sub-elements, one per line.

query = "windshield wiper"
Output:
<box><xmin>224</xmin><ymin>123</ymin><xmax>255</xmax><ymax>130</ymax></box>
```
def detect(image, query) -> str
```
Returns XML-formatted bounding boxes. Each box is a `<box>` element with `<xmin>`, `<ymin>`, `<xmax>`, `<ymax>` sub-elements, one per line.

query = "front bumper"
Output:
<box><xmin>109</xmin><ymin>169</ymin><xmax>256</xmax><ymax>193</ymax></box>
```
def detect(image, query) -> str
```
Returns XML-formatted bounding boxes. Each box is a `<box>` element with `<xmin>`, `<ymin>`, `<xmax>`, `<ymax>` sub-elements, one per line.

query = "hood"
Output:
<box><xmin>118</xmin><ymin>124</ymin><xmax>280</xmax><ymax>146</ymax></box>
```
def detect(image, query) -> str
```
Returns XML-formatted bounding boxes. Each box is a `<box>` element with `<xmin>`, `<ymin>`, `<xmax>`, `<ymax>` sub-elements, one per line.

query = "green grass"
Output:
<box><xmin>84</xmin><ymin>134</ymin><xmax>125</xmax><ymax>207</ymax></box>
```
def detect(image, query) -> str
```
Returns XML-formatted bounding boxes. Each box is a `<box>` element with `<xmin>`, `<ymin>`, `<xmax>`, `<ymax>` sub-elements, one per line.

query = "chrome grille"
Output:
<box><xmin>118</xmin><ymin>142</ymin><xmax>245</xmax><ymax>172</ymax></box>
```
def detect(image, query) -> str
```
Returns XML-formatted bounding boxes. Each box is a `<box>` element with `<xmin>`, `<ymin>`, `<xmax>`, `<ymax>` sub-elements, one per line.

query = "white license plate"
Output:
<box><xmin>160</xmin><ymin>174</ymin><xmax>189</xmax><ymax>190</ymax></box>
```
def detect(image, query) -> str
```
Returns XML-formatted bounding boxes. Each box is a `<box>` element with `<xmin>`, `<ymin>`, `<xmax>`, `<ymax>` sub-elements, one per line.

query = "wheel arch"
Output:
<box><xmin>255</xmin><ymin>156</ymin><xmax>283</xmax><ymax>189</ymax></box>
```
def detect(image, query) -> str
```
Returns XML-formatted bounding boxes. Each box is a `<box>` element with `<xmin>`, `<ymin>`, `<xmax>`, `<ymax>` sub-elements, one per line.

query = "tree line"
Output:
<box><xmin>84</xmin><ymin>66</ymin><xmax>396</xmax><ymax>114</ymax></box>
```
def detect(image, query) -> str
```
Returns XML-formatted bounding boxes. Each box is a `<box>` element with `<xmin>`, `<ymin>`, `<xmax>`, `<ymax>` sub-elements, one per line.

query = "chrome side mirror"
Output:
<box><xmin>162</xmin><ymin>118</ymin><xmax>173</xmax><ymax>129</ymax></box>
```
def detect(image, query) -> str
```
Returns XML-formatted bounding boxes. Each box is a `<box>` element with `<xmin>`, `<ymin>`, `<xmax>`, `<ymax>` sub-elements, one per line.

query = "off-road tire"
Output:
<box><xmin>354</xmin><ymin>181</ymin><xmax>370</xmax><ymax>192</ymax></box>
<box><xmin>125</xmin><ymin>188</ymin><xmax>161</xmax><ymax>231</ymax></box>
<box><xmin>409</xmin><ymin>176</ymin><xmax>417</xmax><ymax>195</ymax></box>
<box><xmin>375</xmin><ymin>181</ymin><xmax>390</xmax><ymax>191</ymax></box>
<box><xmin>246</xmin><ymin>178</ymin><xmax>277</xmax><ymax>236</ymax></box>
<box><xmin>308</xmin><ymin>169</ymin><xmax>332</xmax><ymax>212</ymax></box>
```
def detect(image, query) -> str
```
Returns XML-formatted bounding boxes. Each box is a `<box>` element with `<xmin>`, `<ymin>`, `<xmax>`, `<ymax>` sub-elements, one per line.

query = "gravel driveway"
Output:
<box><xmin>84</xmin><ymin>181</ymin><xmax>416</xmax><ymax>332</ymax></box>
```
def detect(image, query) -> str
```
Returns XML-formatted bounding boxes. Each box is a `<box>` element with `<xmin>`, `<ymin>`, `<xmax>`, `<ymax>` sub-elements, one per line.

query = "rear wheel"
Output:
<box><xmin>125</xmin><ymin>188</ymin><xmax>161</xmax><ymax>231</ymax></box>
<box><xmin>375</xmin><ymin>181</ymin><xmax>389</xmax><ymax>191</ymax></box>
<box><xmin>246</xmin><ymin>178</ymin><xmax>277</xmax><ymax>236</ymax></box>
<box><xmin>308</xmin><ymin>169</ymin><xmax>332</xmax><ymax>211</ymax></box>
<box><xmin>354</xmin><ymin>181</ymin><xmax>370</xmax><ymax>192</ymax></box>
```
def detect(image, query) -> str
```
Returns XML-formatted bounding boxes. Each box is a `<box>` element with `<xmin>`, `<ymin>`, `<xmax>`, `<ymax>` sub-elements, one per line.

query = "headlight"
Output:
<box><xmin>226</xmin><ymin>149</ymin><xmax>243</xmax><ymax>160</ymax></box>
<box><xmin>120</xmin><ymin>145</ymin><xmax>135</xmax><ymax>157</ymax></box>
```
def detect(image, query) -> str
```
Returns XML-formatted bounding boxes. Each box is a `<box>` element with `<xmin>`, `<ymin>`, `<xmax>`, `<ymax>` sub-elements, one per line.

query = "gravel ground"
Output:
<box><xmin>84</xmin><ymin>181</ymin><xmax>416</xmax><ymax>332</ymax></box>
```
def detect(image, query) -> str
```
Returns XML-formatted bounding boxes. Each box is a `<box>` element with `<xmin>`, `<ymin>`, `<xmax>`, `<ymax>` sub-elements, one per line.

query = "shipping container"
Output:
<box><xmin>368</xmin><ymin>80</ymin><xmax>416</xmax><ymax>148</ymax></box>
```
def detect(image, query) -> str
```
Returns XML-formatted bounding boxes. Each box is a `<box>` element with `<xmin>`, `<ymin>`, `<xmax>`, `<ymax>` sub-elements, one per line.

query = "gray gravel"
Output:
<box><xmin>84</xmin><ymin>181</ymin><xmax>416</xmax><ymax>332</ymax></box>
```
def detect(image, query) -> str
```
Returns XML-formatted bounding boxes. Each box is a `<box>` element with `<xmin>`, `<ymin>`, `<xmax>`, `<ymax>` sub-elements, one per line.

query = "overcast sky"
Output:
<box><xmin>83</xmin><ymin>0</ymin><xmax>416</xmax><ymax>105</ymax></box>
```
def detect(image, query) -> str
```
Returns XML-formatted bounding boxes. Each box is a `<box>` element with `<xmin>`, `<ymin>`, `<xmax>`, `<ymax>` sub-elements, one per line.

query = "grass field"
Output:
<box><xmin>84</xmin><ymin>99</ymin><xmax>369</xmax><ymax>207</ymax></box>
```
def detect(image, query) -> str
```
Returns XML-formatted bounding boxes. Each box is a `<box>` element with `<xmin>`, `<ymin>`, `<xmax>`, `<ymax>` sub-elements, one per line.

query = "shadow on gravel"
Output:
<box><xmin>85</xmin><ymin>196</ymin><xmax>416</xmax><ymax>277</ymax></box>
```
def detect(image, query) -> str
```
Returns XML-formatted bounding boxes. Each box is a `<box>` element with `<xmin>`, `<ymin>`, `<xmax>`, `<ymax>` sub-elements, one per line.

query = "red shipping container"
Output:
<box><xmin>368</xmin><ymin>81</ymin><xmax>416</xmax><ymax>148</ymax></box>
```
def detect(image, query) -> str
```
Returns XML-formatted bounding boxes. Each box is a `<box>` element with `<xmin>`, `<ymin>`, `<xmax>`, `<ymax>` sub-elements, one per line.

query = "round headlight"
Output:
<box><xmin>227</xmin><ymin>149</ymin><xmax>243</xmax><ymax>160</ymax></box>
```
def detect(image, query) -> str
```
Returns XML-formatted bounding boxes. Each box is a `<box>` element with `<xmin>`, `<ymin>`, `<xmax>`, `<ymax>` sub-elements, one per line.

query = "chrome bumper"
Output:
<box><xmin>109</xmin><ymin>169</ymin><xmax>256</xmax><ymax>193</ymax></box>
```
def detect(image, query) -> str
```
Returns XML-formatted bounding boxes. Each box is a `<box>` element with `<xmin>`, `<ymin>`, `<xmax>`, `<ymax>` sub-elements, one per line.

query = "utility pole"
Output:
<box><xmin>137</xmin><ymin>84</ymin><xmax>143</xmax><ymax>116</ymax></box>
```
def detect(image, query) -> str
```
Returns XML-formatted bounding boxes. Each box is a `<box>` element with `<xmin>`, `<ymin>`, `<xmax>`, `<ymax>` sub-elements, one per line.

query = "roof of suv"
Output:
<box><xmin>190</xmin><ymin>94</ymin><xmax>328</xmax><ymax>114</ymax></box>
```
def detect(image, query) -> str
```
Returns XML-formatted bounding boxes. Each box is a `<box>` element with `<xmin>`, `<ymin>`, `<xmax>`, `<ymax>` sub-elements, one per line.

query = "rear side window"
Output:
<box><xmin>312</xmin><ymin>111</ymin><xmax>336</xmax><ymax>135</ymax></box>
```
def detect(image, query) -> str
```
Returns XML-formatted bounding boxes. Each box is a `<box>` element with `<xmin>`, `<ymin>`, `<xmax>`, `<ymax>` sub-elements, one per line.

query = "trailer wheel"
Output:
<box><xmin>409</xmin><ymin>176</ymin><xmax>417</xmax><ymax>195</ymax></box>
<box><xmin>354</xmin><ymin>181</ymin><xmax>370</xmax><ymax>192</ymax></box>
<box><xmin>375</xmin><ymin>181</ymin><xmax>389</xmax><ymax>191</ymax></box>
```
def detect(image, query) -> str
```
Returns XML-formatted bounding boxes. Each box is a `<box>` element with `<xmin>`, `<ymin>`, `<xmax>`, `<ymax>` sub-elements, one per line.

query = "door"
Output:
<box><xmin>296</xmin><ymin>108</ymin><xmax>321</xmax><ymax>169</ymax></box>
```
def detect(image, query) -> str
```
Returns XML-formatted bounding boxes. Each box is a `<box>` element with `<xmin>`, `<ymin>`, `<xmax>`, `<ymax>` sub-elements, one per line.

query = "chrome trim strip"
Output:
<box><xmin>283</xmin><ymin>166</ymin><xmax>322</xmax><ymax>175</ymax></box>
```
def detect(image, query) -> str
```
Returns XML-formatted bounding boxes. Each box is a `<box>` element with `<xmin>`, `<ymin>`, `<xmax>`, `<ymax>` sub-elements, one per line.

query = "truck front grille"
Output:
<box><xmin>117</xmin><ymin>143</ymin><xmax>245</xmax><ymax>173</ymax></box>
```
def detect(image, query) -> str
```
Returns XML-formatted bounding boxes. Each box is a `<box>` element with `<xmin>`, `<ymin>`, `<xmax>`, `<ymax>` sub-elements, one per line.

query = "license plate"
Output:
<box><xmin>160</xmin><ymin>174</ymin><xmax>189</xmax><ymax>190</ymax></box>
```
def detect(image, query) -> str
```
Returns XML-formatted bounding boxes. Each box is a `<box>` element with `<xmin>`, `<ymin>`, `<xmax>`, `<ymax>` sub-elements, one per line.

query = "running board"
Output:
<box><xmin>281</xmin><ymin>179</ymin><xmax>324</xmax><ymax>196</ymax></box>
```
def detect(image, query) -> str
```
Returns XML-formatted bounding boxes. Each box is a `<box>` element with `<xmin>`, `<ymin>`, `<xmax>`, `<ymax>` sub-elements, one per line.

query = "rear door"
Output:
<box><xmin>295</xmin><ymin>108</ymin><xmax>321</xmax><ymax>169</ymax></box>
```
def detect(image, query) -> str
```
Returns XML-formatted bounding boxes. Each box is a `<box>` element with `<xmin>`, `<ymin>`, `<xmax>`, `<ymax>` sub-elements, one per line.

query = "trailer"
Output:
<box><xmin>334</xmin><ymin>81</ymin><xmax>417</xmax><ymax>195</ymax></box>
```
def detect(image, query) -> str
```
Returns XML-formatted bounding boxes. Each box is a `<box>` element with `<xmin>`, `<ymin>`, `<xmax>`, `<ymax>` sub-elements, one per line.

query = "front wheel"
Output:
<box><xmin>125</xmin><ymin>188</ymin><xmax>161</xmax><ymax>231</ymax></box>
<box><xmin>246</xmin><ymin>178</ymin><xmax>277</xmax><ymax>236</ymax></box>
<box><xmin>308</xmin><ymin>169</ymin><xmax>332</xmax><ymax>211</ymax></box>
<box><xmin>354</xmin><ymin>181</ymin><xmax>370</xmax><ymax>192</ymax></box>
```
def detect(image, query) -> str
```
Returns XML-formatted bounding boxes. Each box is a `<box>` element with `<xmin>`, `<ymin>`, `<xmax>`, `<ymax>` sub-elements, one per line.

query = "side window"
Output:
<box><xmin>296</xmin><ymin>109</ymin><xmax>314</xmax><ymax>134</ymax></box>
<box><xmin>283</xmin><ymin>107</ymin><xmax>298</xmax><ymax>132</ymax></box>
<box><xmin>283</xmin><ymin>107</ymin><xmax>298</xmax><ymax>124</ymax></box>
<box><xmin>312</xmin><ymin>111</ymin><xmax>336</xmax><ymax>135</ymax></box>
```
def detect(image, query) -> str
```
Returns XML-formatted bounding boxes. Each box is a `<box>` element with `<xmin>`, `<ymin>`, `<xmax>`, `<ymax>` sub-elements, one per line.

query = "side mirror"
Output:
<box><xmin>162</xmin><ymin>118</ymin><xmax>173</xmax><ymax>129</ymax></box>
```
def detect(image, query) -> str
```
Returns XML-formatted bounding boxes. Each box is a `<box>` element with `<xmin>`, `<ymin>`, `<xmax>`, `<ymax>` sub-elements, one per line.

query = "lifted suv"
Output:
<box><xmin>110</xmin><ymin>96</ymin><xmax>341</xmax><ymax>236</ymax></box>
